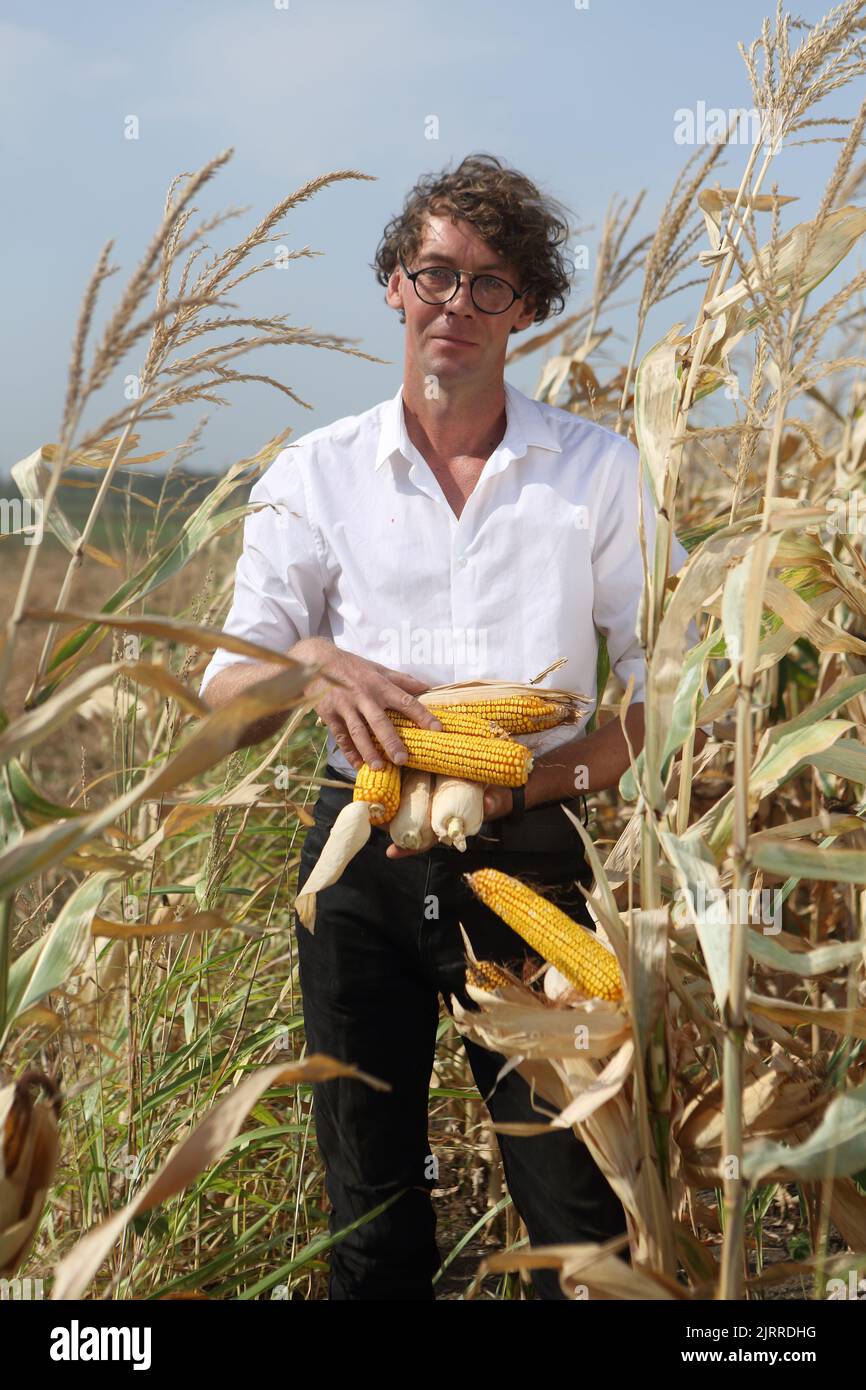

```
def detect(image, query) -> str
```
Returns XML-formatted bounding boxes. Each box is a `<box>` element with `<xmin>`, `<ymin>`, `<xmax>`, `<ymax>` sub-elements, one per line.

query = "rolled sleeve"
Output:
<box><xmin>199</xmin><ymin>456</ymin><xmax>326</xmax><ymax>700</ymax></box>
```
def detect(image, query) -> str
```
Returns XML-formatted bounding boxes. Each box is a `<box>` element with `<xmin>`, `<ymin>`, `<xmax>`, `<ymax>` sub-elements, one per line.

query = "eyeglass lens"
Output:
<box><xmin>414</xmin><ymin>267</ymin><xmax>514</xmax><ymax>313</ymax></box>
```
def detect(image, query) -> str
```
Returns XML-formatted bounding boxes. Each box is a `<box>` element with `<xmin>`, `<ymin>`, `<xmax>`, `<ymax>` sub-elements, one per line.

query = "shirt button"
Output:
<box><xmin>456</xmin><ymin>557</ymin><xmax>467</xmax><ymax>569</ymax></box>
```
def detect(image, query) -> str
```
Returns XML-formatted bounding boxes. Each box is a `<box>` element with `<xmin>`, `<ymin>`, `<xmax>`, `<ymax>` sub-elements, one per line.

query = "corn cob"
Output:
<box><xmin>431</xmin><ymin>775</ymin><xmax>484</xmax><ymax>850</ymax></box>
<box><xmin>387</xmin><ymin>707</ymin><xmax>509</xmax><ymax>739</ymax></box>
<box><xmin>466</xmin><ymin>959</ymin><xmax>519</xmax><ymax>993</ymax></box>
<box><xmin>296</xmin><ymin>802</ymin><xmax>371</xmax><ymax>931</ymax></box>
<box><xmin>426</xmin><ymin>695</ymin><xmax>571</xmax><ymax>734</ymax></box>
<box><xmin>372</xmin><ymin>725</ymin><xmax>532</xmax><ymax>787</ymax></box>
<box><xmin>464</xmin><ymin>868</ymin><xmax>623</xmax><ymax>1001</ymax></box>
<box><xmin>0</xmin><ymin>1070</ymin><xmax>61</xmax><ymax>1277</ymax></box>
<box><xmin>353</xmin><ymin>761</ymin><xmax>402</xmax><ymax>825</ymax></box>
<box><xmin>390</xmin><ymin>769</ymin><xmax>437</xmax><ymax>850</ymax></box>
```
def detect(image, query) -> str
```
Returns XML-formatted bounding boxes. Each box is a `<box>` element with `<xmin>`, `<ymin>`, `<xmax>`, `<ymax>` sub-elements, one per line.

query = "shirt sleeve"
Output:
<box><xmin>198</xmin><ymin>453</ymin><xmax>327</xmax><ymax>700</ymax></box>
<box><xmin>592</xmin><ymin>439</ymin><xmax>712</xmax><ymax>735</ymax></box>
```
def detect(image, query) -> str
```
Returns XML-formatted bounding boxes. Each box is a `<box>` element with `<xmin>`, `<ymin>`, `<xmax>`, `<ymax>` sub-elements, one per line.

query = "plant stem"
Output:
<box><xmin>27</xmin><ymin>414</ymin><xmax>141</xmax><ymax>700</ymax></box>
<box><xmin>0</xmin><ymin>895</ymin><xmax>11</xmax><ymax>1047</ymax></box>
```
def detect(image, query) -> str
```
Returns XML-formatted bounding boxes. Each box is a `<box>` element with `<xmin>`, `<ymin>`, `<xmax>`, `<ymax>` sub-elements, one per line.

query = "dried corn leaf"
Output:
<box><xmin>0</xmin><ymin>664</ymin><xmax>312</xmax><ymax>902</ymax></box>
<box><xmin>20</xmin><ymin>607</ymin><xmax>307</xmax><ymax>695</ymax></box>
<box><xmin>751</xmin><ymin>839</ymin><xmax>866</xmax><ymax>883</ymax></box>
<box><xmin>50</xmin><ymin>1054</ymin><xmax>387</xmax><ymax>1299</ymax></box>
<box><xmin>417</xmin><ymin>674</ymin><xmax>588</xmax><ymax>716</ymax></box>
<box><xmin>0</xmin><ymin>659</ymin><xmax>209</xmax><ymax>763</ymax></box>
<box><xmin>0</xmin><ymin>1072</ymin><xmax>61</xmax><ymax>1277</ymax></box>
<box><xmin>697</xmin><ymin>188</ymin><xmax>798</xmax><ymax>260</ymax></box>
<box><xmin>661</xmin><ymin>828</ymin><xmax>731</xmax><ymax>1013</ymax></box>
<box><xmin>678</xmin><ymin>1063</ymin><xmax>820</xmax><ymax>1152</ymax></box>
<box><xmin>742</xmin><ymin>1076</ymin><xmax>866</xmax><ymax>1183</ymax></box>
<box><xmin>4</xmin><ymin>870</ymin><xmax>122</xmax><ymax>1040</ymax></box>
<box><xmin>481</xmin><ymin>1240</ymin><xmax>681</xmax><ymax>1301</ymax></box>
<box><xmin>91</xmin><ymin>909</ymin><xmax>233</xmax><ymax>939</ymax></box>
<box><xmin>704</xmin><ymin>205</ymin><xmax>866</xmax><ymax>322</ymax></box>
<box><xmin>829</xmin><ymin>1178</ymin><xmax>866</xmax><ymax>1253</ymax></box>
<box><xmin>748</xmin><ymin>993</ymin><xmax>866</xmax><ymax>1041</ymax></box>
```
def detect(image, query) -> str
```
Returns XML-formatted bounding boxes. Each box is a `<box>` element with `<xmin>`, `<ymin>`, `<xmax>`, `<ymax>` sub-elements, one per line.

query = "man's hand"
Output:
<box><xmin>384</xmin><ymin>784</ymin><xmax>514</xmax><ymax>859</ymax></box>
<box><xmin>480</xmin><ymin>785</ymin><xmax>515</xmax><ymax>822</ymax></box>
<box><xmin>293</xmin><ymin>636</ymin><xmax>443</xmax><ymax>770</ymax></box>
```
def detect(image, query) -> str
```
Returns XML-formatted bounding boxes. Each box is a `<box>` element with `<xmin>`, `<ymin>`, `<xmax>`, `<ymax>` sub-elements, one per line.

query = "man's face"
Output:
<box><xmin>386</xmin><ymin>212</ymin><xmax>535</xmax><ymax>384</ymax></box>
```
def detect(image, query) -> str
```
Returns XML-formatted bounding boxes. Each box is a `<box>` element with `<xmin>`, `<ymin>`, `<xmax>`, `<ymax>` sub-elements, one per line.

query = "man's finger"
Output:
<box><xmin>329</xmin><ymin>715</ymin><xmax>364</xmax><ymax>771</ymax></box>
<box><xmin>482</xmin><ymin>786</ymin><xmax>513</xmax><ymax>819</ymax></box>
<box><xmin>341</xmin><ymin>714</ymin><xmax>387</xmax><ymax>770</ymax></box>
<box><xmin>385</xmin><ymin>669</ymin><xmax>431</xmax><ymax>692</ymax></box>
<box><xmin>385</xmin><ymin>843</ymin><xmax>419</xmax><ymax>859</ymax></box>
<box><xmin>382</xmin><ymin>686</ymin><xmax>443</xmax><ymax>732</ymax></box>
<box><xmin>362</xmin><ymin>702</ymin><xmax>411</xmax><ymax>765</ymax></box>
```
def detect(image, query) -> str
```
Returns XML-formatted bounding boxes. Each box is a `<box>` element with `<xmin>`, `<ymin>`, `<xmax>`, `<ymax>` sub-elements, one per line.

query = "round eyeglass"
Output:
<box><xmin>398</xmin><ymin>252</ymin><xmax>523</xmax><ymax>315</ymax></box>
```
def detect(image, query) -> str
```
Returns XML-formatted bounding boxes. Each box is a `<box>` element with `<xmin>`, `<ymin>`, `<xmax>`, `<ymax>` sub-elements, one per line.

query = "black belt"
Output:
<box><xmin>319</xmin><ymin>763</ymin><xmax>591</xmax><ymax>857</ymax></box>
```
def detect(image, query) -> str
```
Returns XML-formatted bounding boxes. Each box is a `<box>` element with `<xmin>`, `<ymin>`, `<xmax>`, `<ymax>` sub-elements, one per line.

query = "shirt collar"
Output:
<box><xmin>373</xmin><ymin>378</ymin><xmax>563</xmax><ymax>473</ymax></box>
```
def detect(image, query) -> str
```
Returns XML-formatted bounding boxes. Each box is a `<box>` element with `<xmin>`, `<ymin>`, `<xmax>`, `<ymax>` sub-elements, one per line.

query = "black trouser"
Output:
<box><xmin>292</xmin><ymin>764</ymin><xmax>629</xmax><ymax>1300</ymax></box>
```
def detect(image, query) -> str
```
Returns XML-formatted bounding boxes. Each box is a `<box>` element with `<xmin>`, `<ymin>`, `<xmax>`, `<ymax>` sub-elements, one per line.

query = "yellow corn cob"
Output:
<box><xmin>427</xmin><ymin>695</ymin><xmax>571</xmax><ymax>734</ymax></box>
<box><xmin>353</xmin><ymin>761</ymin><xmax>402</xmax><ymax>825</ymax></box>
<box><xmin>387</xmin><ymin>707</ymin><xmax>509</xmax><ymax>739</ymax></box>
<box><xmin>466</xmin><ymin>959</ymin><xmax>520</xmax><ymax>993</ymax></box>
<box><xmin>465</xmin><ymin>868</ymin><xmax>623</xmax><ymax>1001</ymax></box>
<box><xmin>372</xmin><ymin>725</ymin><xmax>532</xmax><ymax>786</ymax></box>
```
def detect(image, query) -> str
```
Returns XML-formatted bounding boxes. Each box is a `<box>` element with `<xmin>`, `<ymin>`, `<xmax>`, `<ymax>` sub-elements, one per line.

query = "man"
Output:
<box><xmin>200</xmin><ymin>153</ymin><xmax>709</xmax><ymax>1300</ymax></box>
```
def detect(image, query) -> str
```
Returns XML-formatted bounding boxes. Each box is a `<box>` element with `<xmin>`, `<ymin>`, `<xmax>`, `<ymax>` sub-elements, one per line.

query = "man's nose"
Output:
<box><xmin>446</xmin><ymin>276</ymin><xmax>476</xmax><ymax>311</ymax></box>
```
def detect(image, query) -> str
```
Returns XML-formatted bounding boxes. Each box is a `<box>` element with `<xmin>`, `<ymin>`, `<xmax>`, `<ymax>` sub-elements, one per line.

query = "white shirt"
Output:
<box><xmin>199</xmin><ymin>378</ymin><xmax>707</xmax><ymax>778</ymax></box>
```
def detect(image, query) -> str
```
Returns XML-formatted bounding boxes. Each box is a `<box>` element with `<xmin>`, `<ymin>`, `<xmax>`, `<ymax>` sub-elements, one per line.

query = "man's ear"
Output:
<box><xmin>510</xmin><ymin>294</ymin><xmax>537</xmax><ymax>334</ymax></box>
<box><xmin>385</xmin><ymin>267</ymin><xmax>404</xmax><ymax>314</ymax></box>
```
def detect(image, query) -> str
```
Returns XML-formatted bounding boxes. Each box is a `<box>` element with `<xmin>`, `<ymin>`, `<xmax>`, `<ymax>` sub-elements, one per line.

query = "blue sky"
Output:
<box><xmin>0</xmin><ymin>0</ymin><xmax>852</xmax><ymax>479</ymax></box>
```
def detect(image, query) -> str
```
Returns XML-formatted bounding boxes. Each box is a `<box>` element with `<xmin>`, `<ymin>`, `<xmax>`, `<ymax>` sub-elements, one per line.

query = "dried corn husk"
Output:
<box><xmin>390</xmin><ymin>770</ymin><xmax>437</xmax><ymax>850</ymax></box>
<box><xmin>295</xmin><ymin>801</ymin><xmax>371</xmax><ymax>932</ymax></box>
<box><xmin>417</xmin><ymin>674</ymin><xmax>588</xmax><ymax>720</ymax></box>
<box><xmin>0</xmin><ymin>1071</ymin><xmax>61</xmax><ymax>1277</ymax></box>
<box><xmin>431</xmin><ymin>776</ymin><xmax>484</xmax><ymax>850</ymax></box>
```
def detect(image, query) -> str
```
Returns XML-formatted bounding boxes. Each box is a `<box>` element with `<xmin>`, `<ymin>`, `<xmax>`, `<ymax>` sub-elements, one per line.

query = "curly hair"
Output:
<box><xmin>372</xmin><ymin>152</ymin><xmax>574</xmax><ymax>332</ymax></box>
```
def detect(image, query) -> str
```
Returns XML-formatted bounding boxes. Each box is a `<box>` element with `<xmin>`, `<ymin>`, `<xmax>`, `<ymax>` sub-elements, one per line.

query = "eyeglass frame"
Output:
<box><xmin>397</xmin><ymin>251</ymin><xmax>525</xmax><ymax>315</ymax></box>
